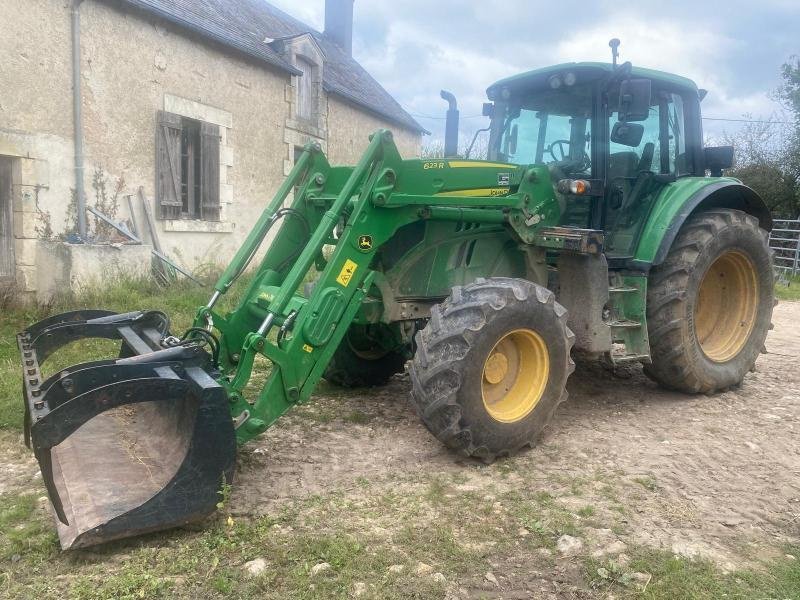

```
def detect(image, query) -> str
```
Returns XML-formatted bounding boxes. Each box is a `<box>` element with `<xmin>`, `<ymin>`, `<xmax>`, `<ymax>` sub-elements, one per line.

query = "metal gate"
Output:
<box><xmin>769</xmin><ymin>219</ymin><xmax>800</xmax><ymax>283</ymax></box>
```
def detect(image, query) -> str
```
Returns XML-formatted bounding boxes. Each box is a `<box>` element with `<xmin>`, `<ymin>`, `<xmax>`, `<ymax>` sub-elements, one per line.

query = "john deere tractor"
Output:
<box><xmin>20</xmin><ymin>45</ymin><xmax>774</xmax><ymax>549</ymax></box>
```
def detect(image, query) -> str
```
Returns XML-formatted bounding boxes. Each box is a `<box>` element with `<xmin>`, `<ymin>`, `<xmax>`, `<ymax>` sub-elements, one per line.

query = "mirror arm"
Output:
<box><xmin>465</xmin><ymin>127</ymin><xmax>491</xmax><ymax>159</ymax></box>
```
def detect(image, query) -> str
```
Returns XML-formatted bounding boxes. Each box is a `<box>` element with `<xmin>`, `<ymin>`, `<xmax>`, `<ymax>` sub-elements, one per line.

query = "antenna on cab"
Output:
<box><xmin>609</xmin><ymin>38</ymin><xmax>621</xmax><ymax>67</ymax></box>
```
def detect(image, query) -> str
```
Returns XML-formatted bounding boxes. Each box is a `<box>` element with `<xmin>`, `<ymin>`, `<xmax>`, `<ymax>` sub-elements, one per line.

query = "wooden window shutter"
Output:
<box><xmin>200</xmin><ymin>122</ymin><xmax>221</xmax><ymax>221</ymax></box>
<box><xmin>155</xmin><ymin>110</ymin><xmax>183</xmax><ymax>219</ymax></box>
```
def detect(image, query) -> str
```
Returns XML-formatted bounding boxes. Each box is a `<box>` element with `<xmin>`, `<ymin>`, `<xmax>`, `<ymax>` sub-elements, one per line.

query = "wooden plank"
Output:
<box><xmin>138</xmin><ymin>186</ymin><xmax>173</xmax><ymax>283</ymax></box>
<box><xmin>125</xmin><ymin>194</ymin><xmax>140</xmax><ymax>238</ymax></box>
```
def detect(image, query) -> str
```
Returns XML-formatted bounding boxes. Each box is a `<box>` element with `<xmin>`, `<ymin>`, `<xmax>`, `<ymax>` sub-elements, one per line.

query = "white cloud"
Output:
<box><xmin>264</xmin><ymin>0</ymin><xmax>792</xmax><ymax>144</ymax></box>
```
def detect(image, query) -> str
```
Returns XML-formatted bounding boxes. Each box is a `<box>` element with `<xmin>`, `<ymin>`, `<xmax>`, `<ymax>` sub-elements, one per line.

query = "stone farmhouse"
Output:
<box><xmin>0</xmin><ymin>0</ymin><xmax>425</xmax><ymax>299</ymax></box>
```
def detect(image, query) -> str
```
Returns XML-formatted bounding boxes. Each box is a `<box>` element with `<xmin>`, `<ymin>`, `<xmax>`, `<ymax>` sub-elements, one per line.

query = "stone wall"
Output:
<box><xmin>0</xmin><ymin>0</ymin><xmax>421</xmax><ymax>299</ymax></box>
<box><xmin>35</xmin><ymin>241</ymin><xmax>154</xmax><ymax>303</ymax></box>
<box><xmin>327</xmin><ymin>97</ymin><xmax>421</xmax><ymax>164</ymax></box>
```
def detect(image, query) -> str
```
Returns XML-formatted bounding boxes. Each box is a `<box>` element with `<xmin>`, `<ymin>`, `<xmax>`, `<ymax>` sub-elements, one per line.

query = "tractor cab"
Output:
<box><xmin>484</xmin><ymin>61</ymin><xmax>707</xmax><ymax>259</ymax></box>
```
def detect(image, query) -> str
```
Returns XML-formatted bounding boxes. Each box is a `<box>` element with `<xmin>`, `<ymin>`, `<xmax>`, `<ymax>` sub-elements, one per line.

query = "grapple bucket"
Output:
<box><xmin>18</xmin><ymin>310</ymin><xmax>236</xmax><ymax>550</ymax></box>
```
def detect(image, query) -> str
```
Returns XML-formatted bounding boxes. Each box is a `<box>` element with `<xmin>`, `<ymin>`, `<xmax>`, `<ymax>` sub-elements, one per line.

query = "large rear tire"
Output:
<box><xmin>408</xmin><ymin>278</ymin><xmax>575</xmax><ymax>461</ymax></box>
<box><xmin>645</xmin><ymin>209</ymin><xmax>774</xmax><ymax>393</ymax></box>
<box><xmin>323</xmin><ymin>325</ymin><xmax>406</xmax><ymax>388</ymax></box>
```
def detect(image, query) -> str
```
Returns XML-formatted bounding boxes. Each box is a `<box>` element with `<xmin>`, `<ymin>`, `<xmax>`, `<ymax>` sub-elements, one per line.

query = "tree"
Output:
<box><xmin>725</xmin><ymin>57</ymin><xmax>800</xmax><ymax>218</ymax></box>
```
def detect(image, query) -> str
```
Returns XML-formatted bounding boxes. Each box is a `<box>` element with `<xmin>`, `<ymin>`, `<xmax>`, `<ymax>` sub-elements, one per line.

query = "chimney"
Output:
<box><xmin>325</xmin><ymin>0</ymin><xmax>354</xmax><ymax>56</ymax></box>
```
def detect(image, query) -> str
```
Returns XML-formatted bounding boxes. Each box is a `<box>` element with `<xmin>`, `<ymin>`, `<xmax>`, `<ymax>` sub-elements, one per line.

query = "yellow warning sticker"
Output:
<box><xmin>336</xmin><ymin>259</ymin><xmax>358</xmax><ymax>287</ymax></box>
<box><xmin>303</xmin><ymin>344</ymin><xmax>314</xmax><ymax>353</ymax></box>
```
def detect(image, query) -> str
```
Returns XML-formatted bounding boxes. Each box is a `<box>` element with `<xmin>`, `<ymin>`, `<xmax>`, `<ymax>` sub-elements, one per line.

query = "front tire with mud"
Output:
<box><xmin>645</xmin><ymin>209</ymin><xmax>774</xmax><ymax>393</ymax></box>
<box><xmin>408</xmin><ymin>278</ymin><xmax>575</xmax><ymax>461</ymax></box>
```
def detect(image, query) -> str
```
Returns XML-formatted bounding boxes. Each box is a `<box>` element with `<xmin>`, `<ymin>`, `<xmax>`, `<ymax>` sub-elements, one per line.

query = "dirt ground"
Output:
<box><xmin>231</xmin><ymin>301</ymin><xmax>800</xmax><ymax>594</ymax></box>
<box><xmin>1</xmin><ymin>302</ymin><xmax>798</xmax><ymax>597</ymax></box>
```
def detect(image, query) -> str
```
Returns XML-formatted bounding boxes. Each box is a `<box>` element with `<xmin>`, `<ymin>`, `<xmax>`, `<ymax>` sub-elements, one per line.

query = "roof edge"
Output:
<box><xmin>111</xmin><ymin>0</ymin><xmax>301</xmax><ymax>76</ymax></box>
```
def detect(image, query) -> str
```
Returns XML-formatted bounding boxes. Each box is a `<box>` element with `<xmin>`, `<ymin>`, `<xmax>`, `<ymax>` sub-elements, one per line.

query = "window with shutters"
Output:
<box><xmin>156</xmin><ymin>110</ymin><xmax>220</xmax><ymax>221</ymax></box>
<box><xmin>296</xmin><ymin>56</ymin><xmax>315</xmax><ymax>122</ymax></box>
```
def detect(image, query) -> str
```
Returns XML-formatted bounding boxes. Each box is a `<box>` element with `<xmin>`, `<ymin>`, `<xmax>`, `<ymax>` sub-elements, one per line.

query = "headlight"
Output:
<box><xmin>548</xmin><ymin>75</ymin><xmax>562</xmax><ymax>89</ymax></box>
<box><xmin>563</xmin><ymin>71</ymin><xmax>577</xmax><ymax>86</ymax></box>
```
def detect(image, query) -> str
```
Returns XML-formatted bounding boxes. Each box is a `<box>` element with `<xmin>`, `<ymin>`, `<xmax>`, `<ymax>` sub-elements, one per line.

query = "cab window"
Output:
<box><xmin>607</xmin><ymin>90</ymin><xmax>689</xmax><ymax>177</ymax></box>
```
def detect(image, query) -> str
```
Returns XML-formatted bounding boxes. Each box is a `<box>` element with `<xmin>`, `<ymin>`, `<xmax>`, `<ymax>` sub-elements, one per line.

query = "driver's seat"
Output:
<box><xmin>608</xmin><ymin>151</ymin><xmax>638</xmax><ymax>180</ymax></box>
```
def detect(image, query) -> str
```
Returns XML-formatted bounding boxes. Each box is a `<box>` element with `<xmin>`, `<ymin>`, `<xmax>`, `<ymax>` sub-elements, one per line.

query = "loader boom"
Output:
<box><xmin>195</xmin><ymin>130</ymin><xmax>564</xmax><ymax>444</ymax></box>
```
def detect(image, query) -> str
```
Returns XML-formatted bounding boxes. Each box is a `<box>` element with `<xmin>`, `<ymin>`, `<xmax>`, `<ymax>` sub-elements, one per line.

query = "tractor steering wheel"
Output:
<box><xmin>547</xmin><ymin>139</ymin><xmax>591</xmax><ymax>173</ymax></box>
<box><xmin>546</xmin><ymin>139</ymin><xmax>572</xmax><ymax>162</ymax></box>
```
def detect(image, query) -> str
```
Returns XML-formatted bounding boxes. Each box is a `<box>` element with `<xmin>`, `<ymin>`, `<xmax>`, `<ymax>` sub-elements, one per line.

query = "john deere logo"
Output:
<box><xmin>358</xmin><ymin>235</ymin><xmax>373</xmax><ymax>251</ymax></box>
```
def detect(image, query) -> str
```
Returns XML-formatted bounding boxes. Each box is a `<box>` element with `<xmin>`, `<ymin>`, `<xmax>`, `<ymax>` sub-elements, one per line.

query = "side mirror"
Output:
<box><xmin>704</xmin><ymin>145</ymin><xmax>734</xmax><ymax>176</ymax></box>
<box><xmin>610</xmin><ymin>121</ymin><xmax>644</xmax><ymax>147</ymax></box>
<box><xmin>619</xmin><ymin>79</ymin><xmax>651</xmax><ymax>122</ymax></box>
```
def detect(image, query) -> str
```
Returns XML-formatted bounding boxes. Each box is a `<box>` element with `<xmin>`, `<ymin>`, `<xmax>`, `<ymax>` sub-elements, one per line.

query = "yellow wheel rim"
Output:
<box><xmin>481</xmin><ymin>329</ymin><xmax>549</xmax><ymax>423</ymax></box>
<box><xmin>694</xmin><ymin>250</ymin><xmax>758</xmax><ymax>363</ymax></box>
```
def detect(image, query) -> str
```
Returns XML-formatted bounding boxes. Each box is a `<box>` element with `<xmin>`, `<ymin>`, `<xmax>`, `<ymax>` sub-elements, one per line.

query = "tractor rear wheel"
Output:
<box><xmin>645</xmin><ymin>209</ymin><xmax>774</xmax><ymax>393</ymax></box>
<box><xmin>323</xmin><ymin>325</ymin><xmax>406</xmax><ymax>388</ymax></box>
<box><xmin>408</xmin><ymin>278</ymin><xmax>575</xmax><ymax>461</ymax></box>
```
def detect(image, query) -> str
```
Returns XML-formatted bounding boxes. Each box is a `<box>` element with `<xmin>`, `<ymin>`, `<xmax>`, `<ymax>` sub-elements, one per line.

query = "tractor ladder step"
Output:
<box><xmin>608</xmin><ymin>319</ymin><xmax>642</xmax><ymax>329</ymax></box>
<box><xmin>605</xmin><ymin>274</ymin><xmax>651</xmax><ymax>365</ymax></box>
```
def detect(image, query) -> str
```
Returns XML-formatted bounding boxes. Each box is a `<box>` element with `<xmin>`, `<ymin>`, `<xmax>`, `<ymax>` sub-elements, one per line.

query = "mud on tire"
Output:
<box><xmin>645</xmin><ymin>209</ymin><xmax>774</xmax><ymax>393</ymax></box>
<box><xmin>408</xmin><ymin>277</ymin><xmax>575</xmax><ymax>461</ymax></box>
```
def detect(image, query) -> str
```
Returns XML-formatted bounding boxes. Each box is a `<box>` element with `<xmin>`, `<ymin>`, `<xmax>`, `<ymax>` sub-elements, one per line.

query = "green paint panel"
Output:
<box><xmin>632</xmin><ymin>177</ymin><xmax>741</xmax><ymax>264</ymax></box>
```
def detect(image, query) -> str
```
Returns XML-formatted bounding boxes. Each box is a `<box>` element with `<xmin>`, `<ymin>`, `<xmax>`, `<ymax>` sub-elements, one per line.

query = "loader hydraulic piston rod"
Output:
<box><xmin>258</xmin><ymin>132</ymin><xmax>387</xmax><ymax>322</ymax></box>
<box><xmin>209</xmin><ymin>144</ymin><xmax>318</xmax><ymax>301</ymax></box>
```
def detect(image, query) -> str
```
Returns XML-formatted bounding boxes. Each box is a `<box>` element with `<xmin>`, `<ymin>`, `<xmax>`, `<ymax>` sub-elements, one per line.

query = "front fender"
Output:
<box><xmin>632</xmin><ymin>177</ymin><xmax>772</xmax><ymax>269</ymax></box>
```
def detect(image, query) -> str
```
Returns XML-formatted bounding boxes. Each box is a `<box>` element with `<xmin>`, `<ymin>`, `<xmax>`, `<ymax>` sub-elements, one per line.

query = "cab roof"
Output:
<box><xmin>487</xmin><ymin>62</ymin><xmax>699</xmax><ymax>97</ymax></box>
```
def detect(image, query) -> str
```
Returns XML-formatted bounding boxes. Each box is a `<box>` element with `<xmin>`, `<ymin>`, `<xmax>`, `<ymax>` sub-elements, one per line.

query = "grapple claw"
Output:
<box><xmin>19</xmin><ymin>311</ymin><xmax>236</xmax><ymax>549</ymax></box>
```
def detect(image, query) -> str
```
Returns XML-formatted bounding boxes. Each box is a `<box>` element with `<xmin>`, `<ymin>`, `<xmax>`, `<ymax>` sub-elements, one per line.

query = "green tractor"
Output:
<box><xmin>20</xmin><ymin>44</ymin><xmax>774</xmax><ymax>549</ymax></box>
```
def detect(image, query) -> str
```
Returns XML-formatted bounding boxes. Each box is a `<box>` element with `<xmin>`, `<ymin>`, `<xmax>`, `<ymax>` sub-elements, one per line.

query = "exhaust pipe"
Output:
<box><xmin>440</xmin><ymin>90</ymin><xmax>460</xmax><ymax>158</ymax></box>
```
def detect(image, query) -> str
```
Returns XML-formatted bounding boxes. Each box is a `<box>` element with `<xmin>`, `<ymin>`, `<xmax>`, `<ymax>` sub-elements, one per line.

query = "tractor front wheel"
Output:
<box><xmin>645</xmin><ymin>209</ymin><xmax>774</xmax><ymax>393</ymax></box>
<box><xmin>408</xmin><ymin>278</ymin><xmax>575</xmax><ymax>461</ymax></box>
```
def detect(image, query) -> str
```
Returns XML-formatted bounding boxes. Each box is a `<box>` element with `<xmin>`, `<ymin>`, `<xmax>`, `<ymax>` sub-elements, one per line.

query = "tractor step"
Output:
<box><xmin>533</xmin><ymin>226</ymin><xmax>604</xmax><ymax>254</ymax></box>
<box><xmin>608</xmin><ymin>319</ymin><xmax>642</xmax><ymax>329</ymax></box>
<box><xmin>19</xmin><ymin>310</ymin><xmax>236</xmax><ymax>549</ymax></box>
<box><xmin>605</xmin><ymin>274</ymin><xmax>651</xmax><ymax>365</ymax></box>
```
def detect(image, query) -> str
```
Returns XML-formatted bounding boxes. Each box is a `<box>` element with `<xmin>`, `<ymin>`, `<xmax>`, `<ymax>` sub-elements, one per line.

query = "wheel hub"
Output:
<box><xmin>694</xmin><ymin>249</ymin><xmax>758</xmax><ymax>362</ymax></box>
<box><xmin>484</xmin><ymin>352</ymin><xmax>509</xmax><ymax>384</ymax></box>
<box><xmin>481</xmin><ymin>329</ymin><xmax>549</xmax><ymax>423</ymax></box>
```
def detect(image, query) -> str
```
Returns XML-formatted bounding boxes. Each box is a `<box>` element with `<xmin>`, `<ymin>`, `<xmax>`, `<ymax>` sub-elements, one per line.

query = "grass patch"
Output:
<box><xmin>634</xmin><ymin>475</ymin><xmax>659</xmax><ymax>492</ymax></box>
<box><xmin>0</xmin><ymin>492</ymin><xmax>58</xmax><ymax>561</ymax></box>
<box><xmin>0</xmin><ymin>478</ymin><xmax>495</xmax><ymax>599</ymax></box>
<box><xmin>343</xmin><ymin>409</ymin><xmax>371</xmax><ymax>425</ymax></box>
<box><xmin>586</xmin><ymin>546</ymin><xmax>800</xmax><ymax>599</ymax></box>
<box><xmin>775</xmin><ymin>277</ymin><xmax>800</xmax><ymax>301</ymax></box>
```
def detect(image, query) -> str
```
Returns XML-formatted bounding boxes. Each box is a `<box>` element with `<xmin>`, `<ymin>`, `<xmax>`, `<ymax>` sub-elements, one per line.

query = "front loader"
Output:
<box><xmin>21</xmin><ymin>47</ymin><xmax>775</xmax><ymax>549</ymax></box>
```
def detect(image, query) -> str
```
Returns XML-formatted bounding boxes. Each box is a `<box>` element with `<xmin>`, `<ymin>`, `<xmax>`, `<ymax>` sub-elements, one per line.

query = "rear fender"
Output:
<box><xmin>632</xmin><ymin>178</ymin><xmax>772</xmax><ymax>270</ymax></box>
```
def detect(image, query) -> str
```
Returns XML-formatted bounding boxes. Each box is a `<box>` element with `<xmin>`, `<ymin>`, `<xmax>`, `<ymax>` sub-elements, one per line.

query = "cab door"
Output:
<box><xmin>604</xmin><ymin>91</ymin><xmax>690</xmax><ymax>258</ymax></box>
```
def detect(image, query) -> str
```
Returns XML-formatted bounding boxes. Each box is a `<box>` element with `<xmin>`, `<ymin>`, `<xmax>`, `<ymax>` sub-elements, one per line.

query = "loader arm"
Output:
<box><xmin>194</xmin><ymin>130</ymin><xmax>569</xmax><ymax>445</ymax></box>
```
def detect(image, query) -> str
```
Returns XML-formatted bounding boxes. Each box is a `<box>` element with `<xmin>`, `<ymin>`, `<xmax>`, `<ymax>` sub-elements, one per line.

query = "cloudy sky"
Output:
<box><xmin>269</xmin><ymin>0</ymin><xmax>799</xmax><ymax>145</ymax></box>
